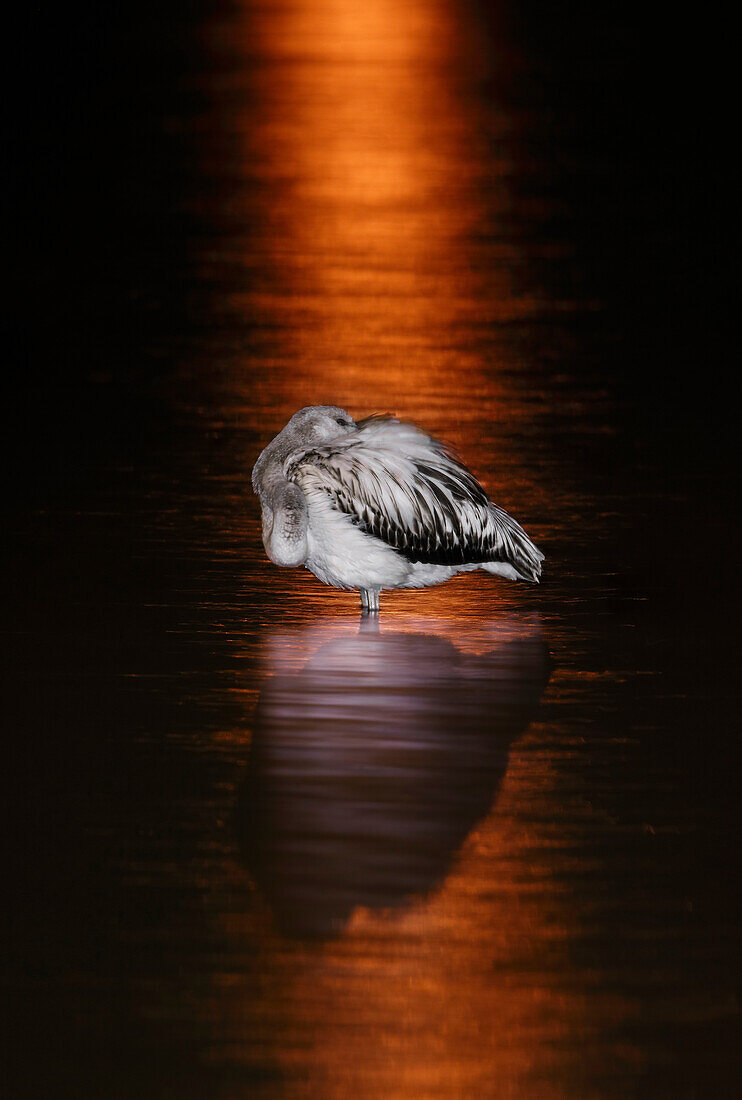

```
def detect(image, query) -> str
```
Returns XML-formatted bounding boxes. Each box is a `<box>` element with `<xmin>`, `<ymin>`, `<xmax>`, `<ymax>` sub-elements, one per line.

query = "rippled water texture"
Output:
<box><xmin>7</xmin><ymin>1</ymin><xmax>739</xmax><ymax>1097</ymax></box>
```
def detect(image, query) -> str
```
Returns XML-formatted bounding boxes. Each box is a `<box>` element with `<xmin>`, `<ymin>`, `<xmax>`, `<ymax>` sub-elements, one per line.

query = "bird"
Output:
<box><xmin>252</xmin><ymin>406</ymin><xmax>544</xmax><ymax>613</ymax></box>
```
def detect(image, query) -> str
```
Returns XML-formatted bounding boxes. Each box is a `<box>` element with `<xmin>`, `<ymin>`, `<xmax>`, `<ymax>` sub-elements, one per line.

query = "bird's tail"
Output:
<box><xmin>485</xmin><ymin>505</ymin><xmax>545</xmax><ymax>583</ymax></box>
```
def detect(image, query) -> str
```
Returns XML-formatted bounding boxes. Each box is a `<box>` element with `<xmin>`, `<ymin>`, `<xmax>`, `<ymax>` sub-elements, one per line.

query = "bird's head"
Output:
<box><xmin>252</xmin><ymin>406</ymin><xmax>356</xmax><ymax>494</ymax></box>
<box><xmin>285</xmin><ymin>405</ymin><xmax>357</xmax><ymax>445</ymax></box>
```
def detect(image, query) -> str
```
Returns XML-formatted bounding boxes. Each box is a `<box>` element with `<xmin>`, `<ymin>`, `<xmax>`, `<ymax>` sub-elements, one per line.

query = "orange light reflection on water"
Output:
<box><xmin>201</xmin><ymin>0</ymin><xmax>614</xmax><ymax>1094</ymax></box>
<box><xmin>228</xmin><ymin>0</ymin><xmax>543</xmax><ymax>452</ymax></box>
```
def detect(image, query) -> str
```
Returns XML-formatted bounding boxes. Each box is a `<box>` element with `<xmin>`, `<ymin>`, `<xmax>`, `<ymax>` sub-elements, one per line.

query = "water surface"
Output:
<box><xmin>6</xmin><ymin>1</ymin><xmax>739</xmax><ymax>1097</ymax></box>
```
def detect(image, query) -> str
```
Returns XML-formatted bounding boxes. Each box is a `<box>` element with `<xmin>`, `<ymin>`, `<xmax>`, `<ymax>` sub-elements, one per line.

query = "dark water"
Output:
<box><xmin>5</xmin><ymin>2</ymin><xmax>739</xmax><ymax>1097</ymax></box>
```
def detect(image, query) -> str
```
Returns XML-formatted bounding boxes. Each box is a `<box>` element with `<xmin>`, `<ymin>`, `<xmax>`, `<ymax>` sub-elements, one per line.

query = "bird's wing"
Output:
<box><xmin>284</xmin><ymin>417</ymin><xmax>544</xmax><ymax>579</ymax></box>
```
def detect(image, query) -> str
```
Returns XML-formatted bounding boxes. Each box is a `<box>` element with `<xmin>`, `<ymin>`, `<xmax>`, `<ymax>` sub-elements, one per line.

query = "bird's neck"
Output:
<box><xmin>253</xmin><ymin>434</ymin><xmax>295</xmax><ymax>496</ymax></box>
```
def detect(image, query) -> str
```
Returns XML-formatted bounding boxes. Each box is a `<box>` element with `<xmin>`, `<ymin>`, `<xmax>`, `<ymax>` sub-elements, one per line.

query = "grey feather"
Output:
<box><xmin>285</xmin><ymin>416</ymin><xmax>544</xmax><ymax>581</ymax></box>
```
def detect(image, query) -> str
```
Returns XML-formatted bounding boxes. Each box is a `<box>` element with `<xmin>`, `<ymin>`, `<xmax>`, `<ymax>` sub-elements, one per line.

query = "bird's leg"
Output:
<box><xmin>359</xmin><ymin>588</ymin><xmax>380</xmax><ymax>614</ymax></box>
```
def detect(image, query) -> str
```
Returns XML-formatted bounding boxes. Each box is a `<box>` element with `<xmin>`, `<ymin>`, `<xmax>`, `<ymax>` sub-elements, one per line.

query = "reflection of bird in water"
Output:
<box><xmin>252</xmin><ymin>407</ymin><xmax>544</xmax><ymax>611</ymax></box>
<box><xmin>237</xmin><ymin>617</ymin><xmax>550</xmax><ymax>938</ymax></box>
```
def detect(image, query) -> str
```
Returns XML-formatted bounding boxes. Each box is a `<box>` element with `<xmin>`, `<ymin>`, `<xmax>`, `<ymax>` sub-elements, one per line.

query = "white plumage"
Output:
<box><xmin>252</xmin><ymin>406</ymin><xmax>544</xmax><ymax>612</ymax></box>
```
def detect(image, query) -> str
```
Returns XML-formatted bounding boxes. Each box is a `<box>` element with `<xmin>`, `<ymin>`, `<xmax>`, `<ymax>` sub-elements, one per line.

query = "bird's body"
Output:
<box><xmin>252</xmin><ymin>406</ymin><xmax>544</xmax><ymax>611</ymax></box>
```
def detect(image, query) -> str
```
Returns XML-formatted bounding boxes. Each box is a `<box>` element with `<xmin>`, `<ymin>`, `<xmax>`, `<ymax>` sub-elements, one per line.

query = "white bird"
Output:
<box><xmin>252</xmin><ymin>406</ymin><xmax>544</xmax><ymax>612</ymax></box>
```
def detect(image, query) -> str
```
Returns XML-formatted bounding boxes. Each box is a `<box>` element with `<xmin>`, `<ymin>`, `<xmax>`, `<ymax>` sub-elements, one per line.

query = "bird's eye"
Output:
<box><xmin>335</xmin><ymin>417</ymin><xmax>350</xmax><ymax>426</ymax></box>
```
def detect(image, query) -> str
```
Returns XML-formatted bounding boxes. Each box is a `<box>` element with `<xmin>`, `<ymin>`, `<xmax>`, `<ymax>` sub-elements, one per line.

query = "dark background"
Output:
<box><xmin>4</xmin><ymin>2</ymin><xmax>739</xmax><ymax>1096</ymax></box>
